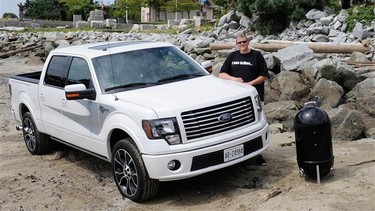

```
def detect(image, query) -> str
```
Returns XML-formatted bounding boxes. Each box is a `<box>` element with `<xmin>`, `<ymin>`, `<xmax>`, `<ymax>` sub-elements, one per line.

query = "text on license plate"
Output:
<box><xmin>224</xmin><ymin>144</ymin><xmax>244</xmax><ymax>162</ymax></box>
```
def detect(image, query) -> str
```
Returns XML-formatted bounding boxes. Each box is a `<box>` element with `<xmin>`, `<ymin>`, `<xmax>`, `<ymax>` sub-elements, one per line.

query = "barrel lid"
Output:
<box><xmin>295</xmin><ymin>101</ymin><xmax>330</xmax><ymax>126</ymax></box>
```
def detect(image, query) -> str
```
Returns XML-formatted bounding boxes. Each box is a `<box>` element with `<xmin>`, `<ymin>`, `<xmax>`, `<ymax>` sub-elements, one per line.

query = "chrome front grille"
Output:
<box><xmin>181</xmin><ymin>97</ymin><xmax>255</xmax><ymax>140</ymax></box>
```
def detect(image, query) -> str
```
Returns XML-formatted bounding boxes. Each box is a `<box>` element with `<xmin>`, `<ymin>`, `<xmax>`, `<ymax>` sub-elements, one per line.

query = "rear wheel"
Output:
<box><xmin>22</xmin><ymin>112</ymin><xmax>50</xmax><ymax>155</ymax></box>
<box><xmin>112</xmin><ymin>139</ymin><xmax>159</xmax><ymax>202</ymax></box>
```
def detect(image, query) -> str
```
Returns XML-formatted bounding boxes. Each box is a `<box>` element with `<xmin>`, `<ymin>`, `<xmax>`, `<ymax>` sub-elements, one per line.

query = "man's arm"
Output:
<box><xmin>219</xmin><ymin>72</ymin><xmax>244</xmax><ymax>83</ymax></box>
<box><xmin>247</xmin><ymin>75</ymin><xmax>268</xmax><ymax>86</ymax></box>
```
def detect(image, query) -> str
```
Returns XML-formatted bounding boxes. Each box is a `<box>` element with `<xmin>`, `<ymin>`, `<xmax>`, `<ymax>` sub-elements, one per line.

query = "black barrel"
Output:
<box><xmin>294</xmin><ymin>101</ymin><xmax>334</xmax><ymax>178</ymax></box>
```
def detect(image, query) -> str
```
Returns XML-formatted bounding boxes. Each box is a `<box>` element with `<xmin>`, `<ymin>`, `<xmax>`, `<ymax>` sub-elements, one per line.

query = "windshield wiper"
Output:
<box><xmin>157</xmin><ymin>73</ymin><xmax>204</xmax><ymax>83</ymax></box>
<box><xmin>105</xmin><ymin>82</ymin><xmax>156</xmax><ymax>92</ymax></box>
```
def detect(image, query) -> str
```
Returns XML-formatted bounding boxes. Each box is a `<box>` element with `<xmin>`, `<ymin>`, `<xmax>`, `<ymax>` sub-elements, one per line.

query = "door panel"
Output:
<box><xmin>60</xmin><ymin>57</ymin><xmax>104</xmax><ymax>155</ymax></box>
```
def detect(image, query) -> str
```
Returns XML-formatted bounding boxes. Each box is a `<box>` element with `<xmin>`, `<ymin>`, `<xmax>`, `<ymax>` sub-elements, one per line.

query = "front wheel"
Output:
<box><xmin>22</xmin><ymin>112</ymin><xmax>50</xmax><ymax>155</ymax></box>
<box><xmin>112</xmin><ymin>139</ymin><xmax>159</xmax><ymax>202</ymax></box>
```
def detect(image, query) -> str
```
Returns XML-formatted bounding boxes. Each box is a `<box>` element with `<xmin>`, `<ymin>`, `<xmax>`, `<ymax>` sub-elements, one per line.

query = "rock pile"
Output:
<box><xmin>0</xmin><ymin>8</ymin><xmax>374</xmax><ymax>141</ymax></box>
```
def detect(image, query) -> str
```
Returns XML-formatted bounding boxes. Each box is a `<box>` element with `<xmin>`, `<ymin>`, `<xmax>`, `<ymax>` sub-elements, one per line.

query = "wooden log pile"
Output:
<box><xmin>209</xmin><ymin>40</ymin><xmax>372</xmax><ymax>54</ymax></box>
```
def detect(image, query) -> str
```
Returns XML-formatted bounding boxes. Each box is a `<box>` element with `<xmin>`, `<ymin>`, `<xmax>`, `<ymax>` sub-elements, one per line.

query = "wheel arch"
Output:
<box><xmin>107</xmin><ymin>128</ymin><xmax>138</xmax><ymax>161</ymax></box>
<box><xmin>19</xmin><ymin>103</ymin><xmax>30</xmax><ymax>119</ymax></box>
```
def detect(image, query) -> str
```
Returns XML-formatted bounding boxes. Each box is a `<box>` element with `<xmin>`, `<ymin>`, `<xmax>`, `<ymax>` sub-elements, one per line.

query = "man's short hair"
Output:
<box><xmin>236</xmin><ymin>34</ymin><xmax>248</xmax><ymax>42</ymax></box>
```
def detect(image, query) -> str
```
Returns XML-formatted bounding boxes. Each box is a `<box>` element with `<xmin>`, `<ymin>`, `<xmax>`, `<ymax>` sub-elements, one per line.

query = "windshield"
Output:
<box><xmin>92</xmin><ymin>46</ymin><xmax>208</xmax><ymax>93</ymax></box>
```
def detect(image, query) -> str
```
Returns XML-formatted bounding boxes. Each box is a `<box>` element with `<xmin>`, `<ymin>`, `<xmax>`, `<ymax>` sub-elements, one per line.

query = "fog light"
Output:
<box><xmin>167</xmin><ymin>160</ymin><xmax>181</xmax><ymax>171</ymax></box>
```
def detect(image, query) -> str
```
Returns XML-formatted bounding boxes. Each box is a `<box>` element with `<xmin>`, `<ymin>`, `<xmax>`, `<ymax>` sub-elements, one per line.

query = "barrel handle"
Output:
<box><xmin>304</xmin><ymin>101</ymin><xmax>316</xmax><ymax>108</ymax></box>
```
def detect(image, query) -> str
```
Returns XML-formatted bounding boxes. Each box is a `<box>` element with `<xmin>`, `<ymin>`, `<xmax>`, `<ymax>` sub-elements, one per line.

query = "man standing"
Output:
<box><xmin>219</xmin><ymin>35</ymin><xmax>269</xmax><ymax>101</ymax></box>
<box><xmin>17</xmin><ymin>3</ymin><xmax>24</xmax><ymax>22</ymax></box>
<box><xmin>220</xmin><ymin>34</ymin><xmax>269</xmax><ymax>165</ymax></box>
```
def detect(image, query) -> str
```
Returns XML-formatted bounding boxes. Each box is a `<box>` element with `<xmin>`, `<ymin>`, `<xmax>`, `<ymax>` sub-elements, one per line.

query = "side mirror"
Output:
<box><xmin>65</xmin><ymin>84</ymin><xmax>96</xmax><ymax>100</ymax></box>
<box><xmin>201</xmin><ymin>61</ymin><xmax>213</xmax><ymax>73</ymax></box>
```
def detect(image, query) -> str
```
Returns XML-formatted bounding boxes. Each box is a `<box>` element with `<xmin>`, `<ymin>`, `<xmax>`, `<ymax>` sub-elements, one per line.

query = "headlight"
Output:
<box><xmin>142</xmin><ymin>118</ymin><xmax>181</xmax><ymax>145</ymax></box>
<box><xmin>255</xmin><ymin>95</ymin><xmax>263</xmax><ymax>113</ymax></box>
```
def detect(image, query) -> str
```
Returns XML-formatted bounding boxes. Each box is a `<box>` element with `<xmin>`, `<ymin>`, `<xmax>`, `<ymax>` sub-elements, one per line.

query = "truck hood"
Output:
<box><xmin>115</xmin><ymin>75</ymin><xmax>258</xmax><ymax>117</ymax></box>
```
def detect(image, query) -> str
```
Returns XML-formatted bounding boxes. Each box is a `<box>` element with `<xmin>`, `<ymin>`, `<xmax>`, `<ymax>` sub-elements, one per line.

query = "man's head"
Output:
<box><xmin>236</xmin><ymin>35</ymin><xmax>249</xmax><ymax>53</ymax></box>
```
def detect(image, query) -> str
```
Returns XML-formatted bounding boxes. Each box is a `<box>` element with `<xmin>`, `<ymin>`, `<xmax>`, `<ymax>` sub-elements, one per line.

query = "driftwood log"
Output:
<box><xmin>209</xmin><ymin>40</ymin><xmax>372</xmax><ymax>54</ymax></box>
<box><xmin>0</xmin><ymin>44</ymin><xmax>43</xmax><ymax>59</ymax></box>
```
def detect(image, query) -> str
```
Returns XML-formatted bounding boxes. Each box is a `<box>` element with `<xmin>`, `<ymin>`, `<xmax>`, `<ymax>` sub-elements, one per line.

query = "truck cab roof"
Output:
<box><xmin>50</xmin><ymin>41</ymin><xmax>175</xmax><ymax>59</ymax></box>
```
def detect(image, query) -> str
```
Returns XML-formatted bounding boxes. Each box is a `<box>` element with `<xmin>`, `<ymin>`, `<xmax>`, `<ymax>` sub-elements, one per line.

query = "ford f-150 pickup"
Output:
<box><xmin>9</xmin><ymin>41</ymin><xmax>269</xmax><ymax>202</ymax></box>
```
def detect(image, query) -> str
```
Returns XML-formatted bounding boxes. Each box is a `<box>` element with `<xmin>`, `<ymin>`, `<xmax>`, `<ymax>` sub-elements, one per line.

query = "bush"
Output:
<box><xmin>236</xmin><ymin>0</ymin><xmax>331</xmax><ymax>35</ymax></box>
<box><xmin>2</xmin><ymin>13</ymin><xmax>18</xmax><ymax>19</ymax></box>
<box><xmin>346</xmin><ymin>4</ymin><xmax>375</xmax><ymax>31</ymax></box>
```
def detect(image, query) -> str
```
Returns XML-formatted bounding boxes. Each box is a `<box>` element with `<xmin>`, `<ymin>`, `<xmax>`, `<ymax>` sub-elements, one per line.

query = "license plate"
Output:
<box><xmin>224</xmin><ymin>144</ymin><xmax>244</xmax><ymax>162</ymax></box>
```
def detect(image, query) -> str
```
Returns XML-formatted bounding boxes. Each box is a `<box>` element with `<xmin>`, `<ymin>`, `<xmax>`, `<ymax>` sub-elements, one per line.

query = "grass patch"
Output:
<box><xmin>346</xmin><ymin>4</ymin><xmax>375</xmax><ymax>31</ymax></box>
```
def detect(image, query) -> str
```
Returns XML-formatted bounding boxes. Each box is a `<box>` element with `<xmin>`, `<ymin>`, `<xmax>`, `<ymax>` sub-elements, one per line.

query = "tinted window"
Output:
<box><xmin>66</xmin><ymin>57</ymin><xmax>92</xmax><ymax>88</ymax></box>
<box><xmin>92</xmin><ymin>46</ymin><xmax>207</xmax><ymax>93</ymax></box>
<box><xmin>45</xmin><ymin>56</ymin><xmax>69</xmax><ymax>87</ymax></box>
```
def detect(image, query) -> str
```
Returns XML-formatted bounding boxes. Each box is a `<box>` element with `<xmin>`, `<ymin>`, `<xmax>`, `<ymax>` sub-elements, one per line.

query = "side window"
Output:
<box><xmin>66</xmin><ymin>57</ymin><xmax>92</xmax><ymax>88</ymax></box>
<box><xmin>44</xmin><ymin>56</ymin><xmax>69</xmax><ymax>87</ymax></box>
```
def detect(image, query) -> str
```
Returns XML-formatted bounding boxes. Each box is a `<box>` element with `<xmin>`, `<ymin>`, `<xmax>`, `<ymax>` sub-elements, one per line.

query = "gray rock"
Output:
<box><xmin>289</xmin><ymin>20</ymin><xmax>299</xmax><ymax>30</ymax></box>
<box><xmin>306</xmin><ymin>9</ymin><xmax>327</xmax><ymax>21</ymax></box>
<box><xmin>337</xmin><ymin>62</ymin><xmax>364</xmax><ymax>91</ymax></box>
<box><xmin>269</xmin><ymin>71</ymin><xmax>311</xmax><ymax>102</ymax></box>
<box><xmin>306</xmin><ymin>25</ymin><xmax>330</xmax><ymax>35</ymax></box>
<box><xmin>263</xmin><ymin>101</ymin><xmax>299</xmax><ymax>131</ymax></box>
<box><xmin>333</xmin><ymin>21</ymin><xmax>342</xmax><ymax>30</ymax></box>
<box><xmin>307</xmin><ymin>78</ymin><xmax>345</xmax><ymax>110</ymax></box>
<box><xmin>315</xmin><ymin>58</ymin><xmax>363</xmax><ymax>91</ymax></box>
<box><xmin>352</xmin><ymin>22</ymin><xmax>372</xmax><ymax>39</ymax></box>
<box><xmin>54</xmin><ymin>40</ymin><xmax>70</xmax><ymax>48</ymax></box>
<box><xmin>328</xmin><ymin>108</ymin><xmax>365</xmax><ymax>141</ymax></box>
<box><xmin>239</xmin><ymin>15</ymin><xmax>252</xmax><ymax>29</ymax></box>
<box><xmin>273</xmin><ymin>44</ymin><xmax>318</xmax><ymax>72</ymax></box>
<box><xmin>263</xmin><ymin>52</ymin><xmax>276</xmax><ymax>69</ymax></box>
<box><xmin>328</xmin><ymin>30</ymin><xmax>347</xmax><ymax>42</ymax></box>
<box><xmin>348</xmin><ymin>78</ymin><xmax>375</xmax><ymax>117</ymax></box>
<box><xmin>311</xmin><ymin>34</ymin><xmax>329</xmax><ymax>42</ymax></box>
<box><xmin>336</xmin><ymin>9</ymin><xmax>349</xmax><ymax>22</ymax></box>
<box><xmin>357</xmin><ymin>97</ymin><xmax>375</xmax><ymax>117</ymax></box>
<box><xmin>320</xmin><ymin>16</ymin><xmax>333</xmax><ymax>26</ymax></box>
<box><xmin>349</xmin><ymin>51</ymin><xmax>368</xmax><ymax>62</ymax></box>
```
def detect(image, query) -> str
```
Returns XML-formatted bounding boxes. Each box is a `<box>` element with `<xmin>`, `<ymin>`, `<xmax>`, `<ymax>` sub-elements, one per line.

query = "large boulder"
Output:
<box><xmin>273</xmin><ymin>44</ymin><xmax>318</xmax><ymax>72</ymax></box>
<box><xmin>307</xmin><ymin>78</ymin><xmax>345</xmax><ymax>110</ymax></box>
<box><xmin>346</xmin><ymin>78</ymin><xmax>375</xmax><ymax>117</ymax></box>
<box><xmin>268</xmin><ymin>71</ymin><xmax>311</xmax><ymax>102</ymax></box>
<box><xmin>315</xmin><ymin>58</ymin><xmax>363</xmax><ymax>91</ymax></box>
<box><xmin>264</xmin><ymin>101</ymin><xmax>299</xmax><ymax>131</ymax></box>
<box><xmin>328</xmin><ymin>108</ymin><xmax>365</xmax><ymax>141</ymax></box>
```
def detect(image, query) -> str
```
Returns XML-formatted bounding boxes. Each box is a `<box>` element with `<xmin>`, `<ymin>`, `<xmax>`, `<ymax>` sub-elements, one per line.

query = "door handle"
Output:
<box><xmin>61</xmin><ymin>97</ymin><xmax>67</xmax><ymax>105</ymax></box>
<box><xmin>39</xmin><ymin>92</ymin><xmax>45</xmax><ymax>101</ymax></box>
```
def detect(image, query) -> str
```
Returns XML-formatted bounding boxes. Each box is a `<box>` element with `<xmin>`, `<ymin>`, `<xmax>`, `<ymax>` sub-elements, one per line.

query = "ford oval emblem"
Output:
<box><xmin>218</xmin><ymin>113</ymin><xmax>233</xmax><ymax>123</ymax></box>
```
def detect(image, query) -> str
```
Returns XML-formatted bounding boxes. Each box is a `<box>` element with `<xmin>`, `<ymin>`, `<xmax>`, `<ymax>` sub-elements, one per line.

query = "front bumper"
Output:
<box><xmin>142</xmin><ymin>123</ymin><xmax>269</xmax><ymax>181</ymax></box>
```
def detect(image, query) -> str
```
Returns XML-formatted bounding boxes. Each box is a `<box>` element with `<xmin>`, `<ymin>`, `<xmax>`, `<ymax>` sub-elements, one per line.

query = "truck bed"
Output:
<box><xmin>10</xmin><ymin>71</ymin><xmax>41</xmax><ymax>84</ymax></box>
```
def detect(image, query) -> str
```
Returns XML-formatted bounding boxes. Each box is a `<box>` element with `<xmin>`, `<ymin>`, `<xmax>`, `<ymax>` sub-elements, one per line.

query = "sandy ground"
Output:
<box><xmin>1</xmin><ymin>57</ymin><xmax>374</xmax><ymax>210</ymax></box>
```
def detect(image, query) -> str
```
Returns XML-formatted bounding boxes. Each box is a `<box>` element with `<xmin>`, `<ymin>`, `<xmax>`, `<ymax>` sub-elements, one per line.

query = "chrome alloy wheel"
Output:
<box><xmin>23</xmin><ymin>117</ymin><xmax>36</xmax><ymax>151</ymax></box>
<box><xmin>114</xmin><ymin>149</ymin><xmax>139</xmax><ymax>197</ymax></box>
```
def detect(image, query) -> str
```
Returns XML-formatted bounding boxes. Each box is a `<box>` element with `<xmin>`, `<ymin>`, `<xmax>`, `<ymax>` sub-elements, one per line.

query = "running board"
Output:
<box><xmin>50</xmin><ymin>136</ymin><xmax>109</xmax><ymax>162</ymax></box>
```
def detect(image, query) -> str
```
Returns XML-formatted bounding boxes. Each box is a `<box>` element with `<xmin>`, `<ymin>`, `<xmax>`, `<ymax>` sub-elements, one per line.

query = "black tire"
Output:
<box><xmin>112</xmin><ymin>139</ymin><xmax>159</xmax><ymax>202</ymax></box>
<box><xmin>22</xmin><ymin>112</ymin><xmax>50</xmax><ymax>155</ymax></box>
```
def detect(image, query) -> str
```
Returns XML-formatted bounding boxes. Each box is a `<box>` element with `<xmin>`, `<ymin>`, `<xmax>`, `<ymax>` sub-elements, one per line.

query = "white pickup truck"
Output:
<box><xmin>9</xmin><ymin>41</ymin><xmax>269</xmax><ymax>202</ymax></box>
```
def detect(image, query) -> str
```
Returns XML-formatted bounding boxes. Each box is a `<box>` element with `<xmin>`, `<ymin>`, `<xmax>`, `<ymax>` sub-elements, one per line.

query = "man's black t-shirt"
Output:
<box><xmin>220</xmin><ymin>49</ymin><xmax>269</xmax><ymax>101</ymax></box>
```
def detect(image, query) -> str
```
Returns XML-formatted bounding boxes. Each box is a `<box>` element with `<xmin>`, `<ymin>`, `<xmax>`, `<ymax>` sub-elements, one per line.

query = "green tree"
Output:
<box><xmin>58</xmin><ymin>0</ymin><xmax>95</xmax><ymax>20</ymax></box>
<box><xmin>24</xmin><ymin>0</ymin><xmax>67</xmax><ymax>20</ymax></box>
<box><xmin>213</xmin><ymin>0</ymin><xmax>236</xmax><ymax>14</ymax></box>
<box><xmin>164</xmin><ymin>0</ymin><xmax>198</xmax><ymax>19</ymax></box>
<box><xmin>145</xmin><ymin>0</ymin><xmax>167</xmax><ymax>21</ymax></box>
<box><xmin>116</xmin><ymin>0</ymin><xmax>145</xmax><ymax>23</ymax></box>
<box><xmin>180</xmin><ymin>0</ymin><xmax>199</xmax><ymax>19</ymax></box>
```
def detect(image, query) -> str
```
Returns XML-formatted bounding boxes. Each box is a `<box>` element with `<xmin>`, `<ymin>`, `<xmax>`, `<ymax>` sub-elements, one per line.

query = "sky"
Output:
<box><xmin>0</xmin><ymin>0</ymin><xmax>115</xmax><ymax>18</ymax></box>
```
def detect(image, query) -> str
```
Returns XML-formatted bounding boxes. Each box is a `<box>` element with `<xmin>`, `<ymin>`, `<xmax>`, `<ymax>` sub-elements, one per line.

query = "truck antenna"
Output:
<box><xmin>106</xmin><ymin>41</ymin><xmax>119</xmax><ymax>101</ymax></box>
